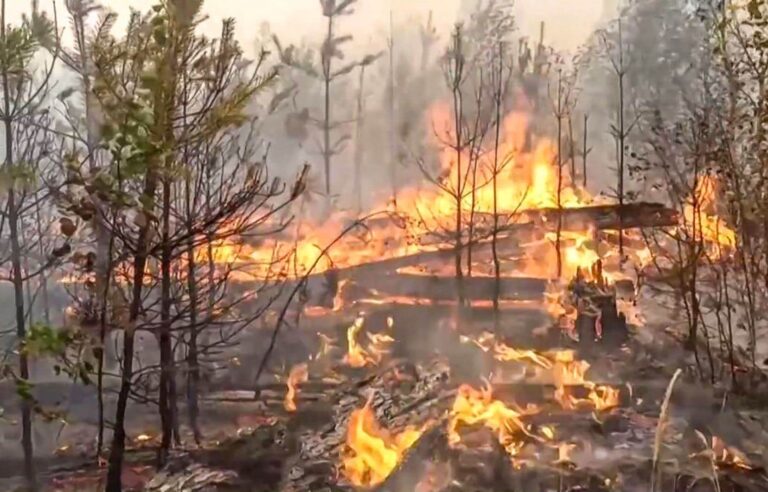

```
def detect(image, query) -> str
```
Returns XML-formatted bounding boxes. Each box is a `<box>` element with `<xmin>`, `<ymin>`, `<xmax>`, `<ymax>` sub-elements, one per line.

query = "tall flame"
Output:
<box><xmin>283</xmin><ymin>363</ymin><xmax>309</xmax><ymax>412</ymax></box>
<box><xmin>684</xmin><ymin>175</ymin><xmax>735</xmax><ymax>256</ymax></box>
<box><xmin>344</xmin><ymin>316</ymin><xmax>394</xmax><ymax>368</ymax></box>
<box><xmin>342</xmin><ymin>401</ymin><xmax>424</xmax><ymax>487</ymax></box>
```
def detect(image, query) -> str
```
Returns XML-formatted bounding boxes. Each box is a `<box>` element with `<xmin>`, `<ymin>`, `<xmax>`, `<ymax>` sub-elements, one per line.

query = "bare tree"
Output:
<box><xmin>273</xmin><ymin>0</ymin><xmax>381</xmax><ymax>200</ymax></box>
<box><xmin>0</xmin><ymin>2</ymin><xmax>59</xmax><ymax>489</ymax></box>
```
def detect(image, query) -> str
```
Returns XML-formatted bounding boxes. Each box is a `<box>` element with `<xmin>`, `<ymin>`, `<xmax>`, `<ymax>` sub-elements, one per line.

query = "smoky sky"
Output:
<box><xmin>6</xmin><ymin>0</ymin><xmax>609</xmax><ymax>53</ymax></box>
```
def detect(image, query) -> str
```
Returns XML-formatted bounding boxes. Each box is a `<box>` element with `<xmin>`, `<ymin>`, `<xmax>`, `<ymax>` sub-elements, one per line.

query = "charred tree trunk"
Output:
<box><xmin>555</xmin><ymin>71</ymin><xmax>564</xmax><ymax>279</ymax></box>
<box><xmin>388</xmin><ymin>11</ymin><xmax>398</xmax><ymax>206</ymax></box>
<box><xmin>353</xmin><ymin>65</ymin><xmax>366</xmax><ymax>214</ymax></box>
<box><xmin>582</xmin><ymin>114</ymin><xmax>589</xmax><ymax>189</ymax></box>
<box><xmin>106</xmin><ymin>180</ymin><xmax>156</xmax><ymax>491</ymax></box>
<box><xmin>158</xmin><ymin>177</ymin><xmax>177</xmax><ymax>466</ymax></box>
<box><xmin>322</xmin><ymin>13</ymin><xmax>333</xmax><ymax>196</ymax></box>
<box><xmin>492</xmin><ymin>43</ymin><xmax>504</xmax><ymax>327</ymax></box>
<box><xmin>185</xmin><ymin>178</ymin><xmax>203</xmax><ymax>445</ymax></box>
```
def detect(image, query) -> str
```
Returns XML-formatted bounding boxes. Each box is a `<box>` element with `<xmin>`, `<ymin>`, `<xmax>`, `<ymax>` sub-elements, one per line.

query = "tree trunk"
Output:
<box><xmin>353</xmin><ymin>66</ymin><xmax>366</xmax><ymax>214</ymax></box>
<box><xmin>185</xmin><ymin>176</ymin><xmax>203</xmax><ymax>445</ymax></box>
<box><xmin>157</xmin><ymin>177</ymin><xmax>176</xmax><ymax>467</ymax></box>
<box><xmin>8</xmin><ymin>187</ymin><xmax>37</xmax><ymax>492</ymax></box>
<box><xmin>323</xmin><ymin>14</ymin><xmax>333</xmax><ymax>196</ymax></box>
<box><xmin>492</xmin><ymin>43</ymin><xmax>504</xmax><ymax>330</ymax></box>
<box><xmin>106</xmin><ymin>162</ymin><xmax>158</xmax><ymax>490</ymax></box>
<box><xmin>2</xmin><ymin>4</ymin><xmax>37</xmax><ymax>481</ymax></box>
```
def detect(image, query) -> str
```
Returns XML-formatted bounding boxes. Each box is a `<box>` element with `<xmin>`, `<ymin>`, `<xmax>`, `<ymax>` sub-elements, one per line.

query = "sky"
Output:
<box><xmin>5</xmin><ymin>0</ymin><xmax>608</xmax><ymax>53</ymax></box>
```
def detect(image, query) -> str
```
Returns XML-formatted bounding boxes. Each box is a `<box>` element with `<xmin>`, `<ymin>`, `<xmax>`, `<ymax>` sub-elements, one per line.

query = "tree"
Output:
<box><xmin>0</xmin><ymin>2</ymin><xmax>59</xmax><ymax>489</ymax></box>
<box><xmin>54</xmin><ymin>2</ymin><xmax>303</xmax><ymax>488</ymax></box>
<box><xmin>273</xmin><ymin>0</ymin><xmax>381</xmax><ymax>200</ymax></box>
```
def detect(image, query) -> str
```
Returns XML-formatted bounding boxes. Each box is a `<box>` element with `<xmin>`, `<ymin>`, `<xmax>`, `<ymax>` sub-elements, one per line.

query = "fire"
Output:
<box><xmin>711</xmin><ymin>436</ymin><xmax>753</xmax><ymax>470</ymax></box>
<box><xmin>684</xmin><ymin>175</ymin><xmax>736</xmax><ymax>255</ymax></box>
<box><xmin>550</xmin><ymin>351</ymin><xmax>619</xmax><ymax>411</ymax></box>
<box><xmin>344</xmin><ymin>316</ymin><xmax>394</xmax><ymax>368</ymax></box>
<box><xmin>342</xmin><ymin>401</ymin><xmax>424</xmax><ymax>487</ymax></box>
<box><xmin>283</xmin><ymin>363</ymin><xmax>309</xmax><ymax>412</ymax></box>
<box><xmin>448</xmin><ymin>383</ymin><xmax>538</xmax><ymax>456</ymax></box>
<box><xmin>194</xmin><ymin>94</ymin><xmax>604</xmax><ymax>280</ymax></box>
<box><xmin>494</xmin><ymin>342</ymin><xmax>554</xmax><ymax>369</ymax></box>
<box><xmin>314</xmin><ymin>332</ymin><xmax>337</xmax><ymax>360</ymax></box>
<box><xmin>462</xmin><ymin>332</ymin><xmax>554</xmax><ymax>369</ymax></box>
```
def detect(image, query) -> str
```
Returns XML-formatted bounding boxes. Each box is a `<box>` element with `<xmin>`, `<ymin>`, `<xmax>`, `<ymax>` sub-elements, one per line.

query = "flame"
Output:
<box><xmin>494</xmin><ymin>342</ymin><xmax>554</xmax><ymax>369</ymax></box>
<box><xmin>344</xmin><ymin>316</ymin><xmax>393</xmax><ymax>368</ymax></box>
<box><xmin>314</xmin><ymin>332</ymin><xmax>336</xmax><ymax>360</ymax></box>
<box><xmin>684</xmin><ymin>175</ymin><xmax>735</xmax><ymax>256</ymax></box>
<box><xmin>342</xmin><ymin>401</ymin><xmax>424</xmax><ymax>487</ymax></box>
<box><xmin>711</xmin><ymin>436</ymin><xmax>753</xmax><ymax>470</ymax></box>
<box><xmin>193</xmin><ymin>95</ymin><xmax>604</xmax><ymax>280</ymax></box>
<box><xmin>448</xmin><ymin>383</ymin><xmax>538</xmax><ymax>456</ymax></box>
<box><xmin>283</xmin><ymin>363</ymin><xmax>308</xmax><ymax>412</ymax></box>
<box><xmin>550</xmin><ymin>351</ymin><xmax>619</xmax><ymax>411</ymax></box>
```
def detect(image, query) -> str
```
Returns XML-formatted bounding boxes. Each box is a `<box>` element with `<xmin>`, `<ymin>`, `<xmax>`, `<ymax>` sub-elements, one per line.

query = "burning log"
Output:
<box><xmin>370</xmin><ymin>421</ymin><xmax>450</xmax><ymax>492</ymax></box>
<box><xmin>346</xmin><ymin>273</ymin><xmax>550</xmax><ymax>303</ymax></box>
<box><xmin>511</xmin><ymin>201</ymin><xmax>680</xmax><ymax>232</ymax></box>
<box><xmin>568</xmin><ymin>261</ymin><xmax>629</xmax><ymax>348</ymax></box>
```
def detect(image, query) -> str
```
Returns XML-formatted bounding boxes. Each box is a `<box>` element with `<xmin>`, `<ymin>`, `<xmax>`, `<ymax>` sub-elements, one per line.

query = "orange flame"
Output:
<box><xmin>684</xmin><ymin>175</ymin><xmax>735</xmax><ymax>256</ymax></box>
<box><xmin>448</xmin><ymin>383</ymin><xmax>538</xmax><ymax>456</ymax></box>
<box><xmin>342</xmin><ymin>401</ymin><xmax>424</xmax><ymax>487</ymax></box>
<box><xmin>550</xmin><ymin>351</ymin><xmax>619</xmax><ymax>411</ymax></box>
<box><xmin>344</xmin><ymin>316</ymin><xmax>394</xmax><ymax>368</ymax></box>
<box><xmin>283</xmin><ymin>363</ymin><xmax>308</xmax><ymax>412</ymax></box>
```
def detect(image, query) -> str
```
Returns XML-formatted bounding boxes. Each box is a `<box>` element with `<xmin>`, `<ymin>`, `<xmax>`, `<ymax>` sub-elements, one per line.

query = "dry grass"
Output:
<box><xmin>650</xmin><ymin>368</ymin><xmax>682</xmax><ymax>492</ymax></box>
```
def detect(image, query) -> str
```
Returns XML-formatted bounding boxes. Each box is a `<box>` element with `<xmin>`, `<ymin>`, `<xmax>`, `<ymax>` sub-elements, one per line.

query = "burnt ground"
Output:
<box><xmin>4</xmin><ymin>288</ymin><xmax>767</xmax><ymax>492</ymax></box>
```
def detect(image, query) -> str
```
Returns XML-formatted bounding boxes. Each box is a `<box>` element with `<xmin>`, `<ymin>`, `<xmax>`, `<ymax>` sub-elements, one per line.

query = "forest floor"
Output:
<box><xmin>1</xmin><ymin>283</ymin><xmax>768</xmax><ymax>491</ymax></box>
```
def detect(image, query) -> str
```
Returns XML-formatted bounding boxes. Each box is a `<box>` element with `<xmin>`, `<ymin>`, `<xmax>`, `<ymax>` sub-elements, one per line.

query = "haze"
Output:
<box><xmin>6</xmin><ymin>0</ymin><xmax>608</xmax><ymax>52</ymax></box>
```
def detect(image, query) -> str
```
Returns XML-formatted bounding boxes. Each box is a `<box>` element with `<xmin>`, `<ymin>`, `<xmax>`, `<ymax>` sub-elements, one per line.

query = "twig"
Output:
<box><xmin>651</xmin><ymin>368</ymin><xmax>682</xmax><ymax>492</ymax></box>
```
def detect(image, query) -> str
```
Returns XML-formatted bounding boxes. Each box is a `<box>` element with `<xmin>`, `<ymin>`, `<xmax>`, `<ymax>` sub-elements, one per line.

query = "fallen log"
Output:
<box><xmin>500</xmin><ymin>201</ymin><xmax>680</xmax><ymax>232</ymax></box>
<box><xmin>344</xmin><ymin>273</ymin><xmax>550</xmax><ymax>303</ymax></box>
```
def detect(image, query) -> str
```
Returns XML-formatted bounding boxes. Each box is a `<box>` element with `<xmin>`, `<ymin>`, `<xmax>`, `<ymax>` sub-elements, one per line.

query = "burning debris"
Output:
<box><xmin>342</xmin><ymin>399</ymin><xmax>425</xmax><ymax>487</ymax></box>
<box><xmin>344</xmin><ymin>315</ymin><xmax>395</xmax><ymax>368</ymax></box>
<box><xmin>283</xmin><ymin>364</ymin><xmax>308</xmax><ymax>412</ymax></box>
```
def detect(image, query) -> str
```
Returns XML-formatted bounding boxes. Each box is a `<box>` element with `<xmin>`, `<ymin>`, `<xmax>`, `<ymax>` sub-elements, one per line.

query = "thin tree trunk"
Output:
<box><xmin>106</xmin><ymin>169</ymin><xmax>158</xmax><ymax>492</ymax></box>
<box><xmin>388</xmin><ymin>10</ymin><xmax>398</xmax><ymax>206</ymax></box>
<box><xmin>567</xmin><ymin>114</ymin><xmax>576</xmax><ymax>180</ymax></box>
<box><xmin>492</xmin><ymin>43</ymin><xmax>504</xmax><ymax>329</ymax></box>
<box><xmin>158</xmin><ymin>177</ymin><xmax>175</xmax><ymax>467</ymax></box>
<box><xmin>353</xmin><ymin>65</ymin><xmax>366</xmax><ymax>214</ymax></box>
<box><xmin>555</xmin><ymin>72</ymin><xmax>563</xmax><ymax>279</ymax></box>
<box><xmin>616</xmin><ymin>20</ymin><xmax>625</xmax><ymax>261</ymax></box>
<box><xmin>323</xmin><ymin>14</ymin><xmax>333</xmax><ymax>196</ymax></box>
<box><xmin>582</xmin><ymin>114</ymin><xmax>589</xmax><ymax>188</ymax></box>
<box><xmin>186</xmin><ymin>238</ymin><xmax>203</xmax><ymax>444</ymax></box>
<box><xmin>33</xmin><ymin>198</ymin><xmax>50</xmax><ymax>325</ymax></box>
<box><xmin>1</xmin><ymin>1</ymin><xmax>36</xmax><ymax>485</ymax></box>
